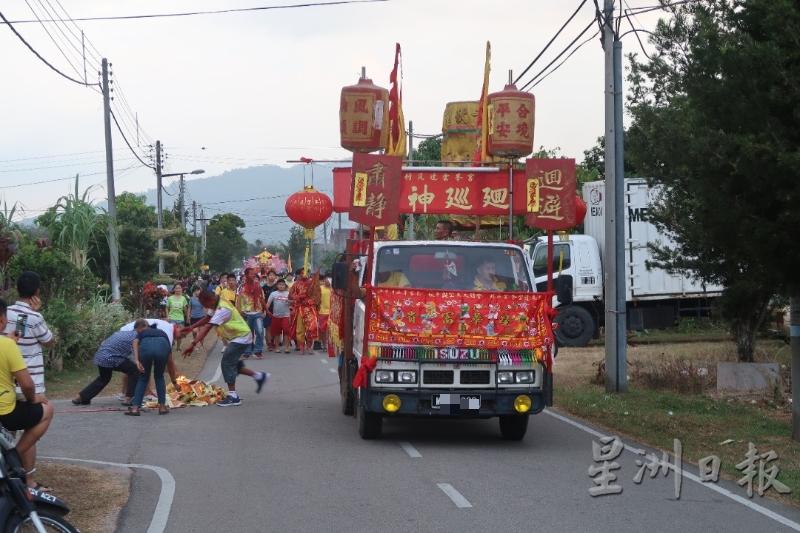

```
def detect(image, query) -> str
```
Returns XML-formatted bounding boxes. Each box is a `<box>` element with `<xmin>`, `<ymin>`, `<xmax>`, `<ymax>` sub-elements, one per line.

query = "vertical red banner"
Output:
<box><xmin>524</xmin><ymin>158</ymin><xmax>577</xmax><ymax>231</ymax></box>
<box><xmin>349</xmin><ymin>153</ymin><xmax>402</xmax><ymax>227</ymax></box>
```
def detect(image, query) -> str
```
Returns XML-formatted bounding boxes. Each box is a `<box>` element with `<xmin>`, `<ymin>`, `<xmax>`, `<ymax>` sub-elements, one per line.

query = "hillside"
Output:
<box><xmin>143</xmin><ymin>164</ymin><xmax>336</xmax><ymax>243</ymax></box>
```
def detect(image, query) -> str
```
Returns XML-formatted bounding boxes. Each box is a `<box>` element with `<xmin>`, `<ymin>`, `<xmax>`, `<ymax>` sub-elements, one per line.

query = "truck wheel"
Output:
<box><xmin>358</xmin><ymin>403</ymin><xmax>382</xmax><ymax>439</ymax></box>
<box><xmin>499</xmin><ymin>415</ymin><xmax>529</xmax><ymax>441</ymax></box>
<box><xmin>554</xmin><ymin>305</ymin><xmax>594</xmax><ymax>347</ymax></box>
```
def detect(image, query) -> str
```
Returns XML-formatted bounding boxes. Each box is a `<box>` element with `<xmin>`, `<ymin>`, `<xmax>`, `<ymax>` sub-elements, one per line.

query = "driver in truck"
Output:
<box><xmin>472</xmin><ymin>256</ymin><xmax>507</xmax><ymax>291</ymax></box>
<box><xmin>376</xmin><ymin>254</ymin><xmax>411</xmax><ymax>288</ymax></box>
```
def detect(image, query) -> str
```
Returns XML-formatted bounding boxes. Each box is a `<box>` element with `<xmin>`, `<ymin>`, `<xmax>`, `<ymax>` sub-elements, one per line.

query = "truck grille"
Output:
<box><xmin>423</xmin><ymin>370</ymin><xmax>454</xmax><ymax>385</ymax></box>
<box><xmin>459</xmin><ymin>370</ymin><xmax>490</xmax><ymax>384</ymax></box>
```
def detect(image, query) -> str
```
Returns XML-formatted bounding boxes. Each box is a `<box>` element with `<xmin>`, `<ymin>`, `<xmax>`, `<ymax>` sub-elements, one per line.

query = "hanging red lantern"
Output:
<box><xmin>339</xmin><ymin>70</ymin><xmax>389</xmax><ymax>153</ymax></box>
<box><xmin>285</xmin><ymin>186</ymin><xmax>333</xmax><ymax>272</ymax></box>
<box><xmin>285</xmin><ymin>186</ymin><xmax>333</xmax><ymax>234</ymax></box>
<box><xmin>487</xmin><ymin>82</ymin><xmax>535</xmax><ymax>158</ymax></box>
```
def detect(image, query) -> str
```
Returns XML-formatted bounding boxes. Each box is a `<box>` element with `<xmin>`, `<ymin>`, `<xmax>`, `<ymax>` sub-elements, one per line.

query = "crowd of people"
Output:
<box><xmin>0</xmin><ymin>263</ymin><xmax>333</xmax><ymax>495</ymax></box>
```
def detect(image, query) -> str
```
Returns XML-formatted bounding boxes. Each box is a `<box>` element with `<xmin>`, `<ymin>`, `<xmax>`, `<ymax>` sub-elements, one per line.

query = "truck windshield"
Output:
<box><xmin>532</xmin><ymin>242</ymin><xmax>571</xmax><ymax>278</ymax></box>
<box><xmin>375</xmin><ymin>245</ymin><xmax>531</xmax><ymax>291</ymax></box>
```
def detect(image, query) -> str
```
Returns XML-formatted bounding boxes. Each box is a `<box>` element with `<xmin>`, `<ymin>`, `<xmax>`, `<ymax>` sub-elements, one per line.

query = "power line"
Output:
<box><xmin>514</xmin><ymin>0</ymin><xmax>588</xmax><ymax>85</ymax></box>
<box><xmin>520</xmin><ymin>17</ymin><xmax>598</xmax><ymax>91</ymax></box>
<box><xmin>0</xmin><ymin>9</ymin><xmax>97</xmax><ymax>87</ymax></box>
<box><xmin>0</xmin><ymin>149</ymin><xmax>125</xmax><ymax>164</ymax></box>
<box><xmin>0</xmin><ymin>164</ymin><xmax>136</xmax><ymax>189</ymax></box>
<box><xmin>2</xmin><ymin>0</ymin><xmax>389</xmax><ymax>24</ymax></box>
<box><xmin>0</xmin><ymin>157</ymin><xmax>134</xmax><ymax>173</ymax></box>
<box><xmin>110</xmin><ymin>110</ymin><xmax>155</xmax><ymax>169</ymax></box>
<box><xmin>23</xmin><ymin>0</ymin><xmax>85</xmax><ymax>82</ymax></box>
<box><xmin>528</xmin><ymin>29</ymin><xmax>600</xmax><ymax>90</ymax></box>
<box><xmin>622</xmin><ymin>1</ymin><xmax>653</xmax><ymax>60</ymax></box>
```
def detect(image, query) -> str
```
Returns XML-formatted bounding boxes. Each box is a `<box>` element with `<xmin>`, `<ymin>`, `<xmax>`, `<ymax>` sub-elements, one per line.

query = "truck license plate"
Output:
<box><xmin>431</xmin><ymin>394</ymin><xmax>481</xmax><ymax>411</ymax></box>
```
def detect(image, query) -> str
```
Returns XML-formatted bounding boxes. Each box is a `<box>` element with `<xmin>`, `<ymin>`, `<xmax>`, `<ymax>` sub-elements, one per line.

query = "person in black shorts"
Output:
<box><xmin>0</xmin><ymin>298</ymin><xmax>54</xmax><ymax>491</ymax></box>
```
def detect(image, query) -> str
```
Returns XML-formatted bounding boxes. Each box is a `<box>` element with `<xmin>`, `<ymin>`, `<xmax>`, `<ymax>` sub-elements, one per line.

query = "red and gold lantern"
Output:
<box><xmin>339</xmin><ymin>72</ymin><xmax>389</xmax><ymax>153</ymax></box>
<box><xmin>285</xmin><ymin>186</ymin><xmax>333</xmax><ymax>271</ymax></box>
<box><xmin>487</xmin><ymin>83</ymin><xmax>535</xmax><ymax>158</ymax></box>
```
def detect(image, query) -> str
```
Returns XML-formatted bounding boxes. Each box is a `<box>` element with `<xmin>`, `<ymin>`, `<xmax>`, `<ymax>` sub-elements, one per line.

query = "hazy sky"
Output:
<box><xmin>0</xmin><ymin>0</ymin><xmax>662</xmax><ymax>227</ymax></box>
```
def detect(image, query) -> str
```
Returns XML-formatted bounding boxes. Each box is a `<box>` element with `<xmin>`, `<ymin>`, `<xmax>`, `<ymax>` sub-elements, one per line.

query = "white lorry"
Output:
<box><xmin>527</xmin><ymin>178</ymin><xmax>722</xmax><ymax>347</ymax></box>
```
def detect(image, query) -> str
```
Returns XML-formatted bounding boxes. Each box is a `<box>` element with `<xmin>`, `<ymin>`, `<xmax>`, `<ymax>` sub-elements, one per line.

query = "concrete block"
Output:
<box><xmin>716</xmin><ymin>362</ymin><xmax>780</xmax><ymax>392</ymax></box>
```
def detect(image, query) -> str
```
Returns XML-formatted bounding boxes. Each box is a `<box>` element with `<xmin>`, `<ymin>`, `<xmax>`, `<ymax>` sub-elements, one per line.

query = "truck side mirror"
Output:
<box><xmin>332</xmin><ymin>262</ymin><xmax>349</xmax><ymax>291</ymax></box>
<box><xmin>555</xmin><ymin>274</ymin><xmax>573</xmax><ymax>305</ymax></box>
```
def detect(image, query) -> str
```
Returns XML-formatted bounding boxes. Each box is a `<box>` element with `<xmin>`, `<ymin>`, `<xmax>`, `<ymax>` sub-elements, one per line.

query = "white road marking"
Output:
<box><xmin>437</xmin><ymin>483</ymin><xmax>472</xmax><ymax>508</ymax></box>
<box><xmin>42</xmin><ymin>456</ymin><xmax>176</xmax><ymax>533</ymax></box>
<box><xmin>543</xmin><ymin>409</ymin><xmax>800</xmax><ymax>532</ymax></box>
<box><xmin>329</xmin><ymin>368</ymin><xmax>338</xmax><ymax>374</ymax></box>
<box><xmin>320</xmin><ymin>358</ymin><xmax>328</xmax><ymax>364</ymax></box>
<box><xmin>399</xmin><ymin>441</ymin><xmax>422</xmax><ymax>458</ymax></box>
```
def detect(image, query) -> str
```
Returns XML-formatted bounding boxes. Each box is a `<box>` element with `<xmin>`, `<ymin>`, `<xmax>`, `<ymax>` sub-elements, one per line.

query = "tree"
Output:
<box><xmin>625</xmin><ymin>0</ymin><xmax>800</xmax><ymax>361</ymax></box>
<box><xmin>90</xmin><ymin>193</ymin><xmax>158</xmax><ymax>286</ymax></box>
<box><xmin>276</xmin><ymin>226</ymin><xmax>306</xmax><ymax>272</ymax></box>
<box><xmin>205</xmin><ymin>213</ymin><xmax>247</xmax><ymax>271</ymax></box>
<box><xmin>37</xmin><ymin>178</ymin><xmax>103</xmax><ymax>271</ymax></box>
<box><xmin>410</xmin><ymin>137</ymin><xmax>442</xmax><ymax>165</ymax></box>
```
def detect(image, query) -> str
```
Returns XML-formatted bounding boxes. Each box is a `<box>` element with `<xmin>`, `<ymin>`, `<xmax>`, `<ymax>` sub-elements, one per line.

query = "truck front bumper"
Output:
<box><xmin>362</xmin><ymin>388</ymin><xmax>546</xmax><ymax>418</ymax></box>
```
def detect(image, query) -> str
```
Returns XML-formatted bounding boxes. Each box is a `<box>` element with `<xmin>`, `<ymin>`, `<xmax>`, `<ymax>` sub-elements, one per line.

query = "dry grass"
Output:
<box><xmin>38</xmin><ymin>461</ymin><xmax>130</xmax><ymax>533</ymax></box>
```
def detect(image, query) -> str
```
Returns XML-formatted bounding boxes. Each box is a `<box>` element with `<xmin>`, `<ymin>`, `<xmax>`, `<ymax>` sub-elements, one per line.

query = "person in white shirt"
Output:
<box><xmin>4</xmin><ymin>272</ymin><xmax>54</xmax><ymax>402</ymax></box>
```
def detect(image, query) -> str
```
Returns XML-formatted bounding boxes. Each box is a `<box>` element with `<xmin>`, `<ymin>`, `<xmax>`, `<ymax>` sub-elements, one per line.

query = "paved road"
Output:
<box><xmin>41</xmin><ymin>345</ymin><xmax>800</xmax><ymax>532</ymax></box>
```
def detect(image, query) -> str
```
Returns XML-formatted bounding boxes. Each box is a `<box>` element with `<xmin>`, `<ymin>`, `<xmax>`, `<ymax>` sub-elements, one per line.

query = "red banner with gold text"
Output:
<box><xmin>366</xmin><ymin>287</ymin><xmax>554</xmax><ymax>350</ymax></box>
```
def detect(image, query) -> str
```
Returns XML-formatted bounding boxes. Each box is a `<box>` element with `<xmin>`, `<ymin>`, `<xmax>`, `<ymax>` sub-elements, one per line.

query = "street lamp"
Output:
<box><xmin>156</xmin><ymin>169</ymin><xmax>205</xmax><ymax>274</ymax></box>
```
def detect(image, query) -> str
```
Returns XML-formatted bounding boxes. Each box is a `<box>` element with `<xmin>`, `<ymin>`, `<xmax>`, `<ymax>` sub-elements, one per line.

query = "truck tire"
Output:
<box><xmin>358</xmin><ymin>403</ymin><xmax>382</xmax><ymax>439</ymax></box>
<box><xmin>554</xmin><ymin>305</ymin><xmax>594</xmax><ymax>347</ymax></box>
<box><xmin>499</xmin><ymin>415</ymin><xmax>529</xmax><ymax>441</ymax></box>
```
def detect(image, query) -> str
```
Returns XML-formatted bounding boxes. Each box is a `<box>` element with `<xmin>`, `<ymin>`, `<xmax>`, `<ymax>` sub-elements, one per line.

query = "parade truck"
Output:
<box><xmin>328</xmin><ymin>239</ymin><xmax>556</xmax><ymax>441</ymax></box>
<box><xmin>527</xmin><ymin>178</ymin><xmax>723</xmax><ymax>347</ymax></box>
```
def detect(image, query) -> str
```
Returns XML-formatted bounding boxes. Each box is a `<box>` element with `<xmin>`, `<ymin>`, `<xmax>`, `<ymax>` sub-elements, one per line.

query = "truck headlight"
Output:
<box><xmin>375</xmin><ymin>370</ymin><xmax>394</xmax><ymax>383</ymax></box>
<box><xmin>515</xmin><ymin>371</ymin><xmax>535</xmax><ymax>384</ymax></box>
<box><xmin>397</xmin><ymin>371</ymin><xmax>417</xmax><ymax>384</ymax></box>
<box><xmin>497</xmin><ymin>371</ymin><xmax>513</xmax><ymax>384</ymax></box>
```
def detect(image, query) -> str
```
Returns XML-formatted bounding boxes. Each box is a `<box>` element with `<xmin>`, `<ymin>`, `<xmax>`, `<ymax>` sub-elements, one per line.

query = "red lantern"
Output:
<box><xmin>285</xmin><ymin>186</ymin><xmax>333</xmax><ymax>234</ymax></box>
<box><xmin>487</xmin><ymin>83</ymin><xmax>535</xmax><ymax>158</ymax></box>
<box><xmin>339</xmin><ymin>73</ymin><xmax>389</xmax><ymax>153</ymax></box>
<box><xmin>285</xmin><ymin>186</ymin><xmax>333</xmax><ymax>272</ymax></box>
<box><xmin>575</xmin><ymin>196</ymin><xmax>587</xmax><ymax>226</ymax></box>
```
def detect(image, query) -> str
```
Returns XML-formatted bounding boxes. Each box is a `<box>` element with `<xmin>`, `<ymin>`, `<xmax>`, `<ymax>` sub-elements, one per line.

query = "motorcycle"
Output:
<box><xmin>0</xmin><ymin>426</ymin><xmax>77</xmax><ymax>532</ymax></box>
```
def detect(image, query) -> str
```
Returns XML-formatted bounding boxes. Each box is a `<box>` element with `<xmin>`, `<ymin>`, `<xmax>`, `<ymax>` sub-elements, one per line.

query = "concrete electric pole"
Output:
<box><xmin>792</xmin><ymin>297</ymin><xmax>799</xmax><ymax>441</ymax></box>
<box><xmin>156</xmin><ymin>140</ymin><xmax>164</xmax><ymax>275</ymax></box>
<box><xmin>179</xmin><ymin>173</ymin><xmax>186</xmax><ymax>230</ymax></box>
<box><xmin>603</xmin><ymin>0</ymin><xmax>627</xmax><ymax>392</ymax></box>
<box><xmin>101</xmin><ymin>58</ymin><xmax>121</xmax><ymax>301</ymax></box>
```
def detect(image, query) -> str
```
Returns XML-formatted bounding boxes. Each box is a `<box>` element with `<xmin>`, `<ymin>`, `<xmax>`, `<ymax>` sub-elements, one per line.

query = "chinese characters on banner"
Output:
<box><xmin>366</xmin><ymin>287</ymin><xmax>555</xmax><ymax>352</ymax></box>
<box><xmin>524</xmin><ymin>158</ymin><xmax>578</xmax><ymax>231</ymax></box>
<box><xmin>333</xmin><ymin>158</ymin><xmax>578</xmax><ymax>220</ymax></box>
<box><xmin>335</xmin><ymin>167</ymin><xmax>529</xmax><ymax>216</ymax></box>
<box><xmin>349</xmin><ymin>153</ymin><xmax>402</xmax><ymax>227</ymax></box>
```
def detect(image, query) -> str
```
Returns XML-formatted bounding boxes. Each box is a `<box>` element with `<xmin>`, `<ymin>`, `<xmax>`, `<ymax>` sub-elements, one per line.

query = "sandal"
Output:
<box><xmin>124</xmin><ymin>407</ymin><xmax>141</xmax><ymax>416</ymax></box>
<box><xmin>71</xmin><ymin>397</ymin><xmax>90</xmax><ymax>406</ymax></box>
<box><xmin>158</xmin><ymin>406</ymin><xmax>169</xmax><ymax>415</ymax></box>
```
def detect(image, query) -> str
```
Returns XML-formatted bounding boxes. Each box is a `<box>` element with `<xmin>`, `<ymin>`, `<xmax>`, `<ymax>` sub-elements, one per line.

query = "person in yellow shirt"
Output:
<box><xmin>317</xmin><ymin>277</ymin><xmax>332</xmax><ymax>350</ymax></box>
<box><xmin>218</xmin><ymin>275</ymin><xmax>238</xmax><ymax>305</ymax></box>
<box><xmin>376</xmin><ymin>271</ymin><xmax>411</xmax><ymax>287</ymax></box>
<box><xmin>0</xmin><ymin>299</ymin><xmax>54</xmax><ymax>492</ymax></box>
<box><xmin>472</xmin><ymin>257</ymin><xmax>507</xmax><ymax>291</ymax></box>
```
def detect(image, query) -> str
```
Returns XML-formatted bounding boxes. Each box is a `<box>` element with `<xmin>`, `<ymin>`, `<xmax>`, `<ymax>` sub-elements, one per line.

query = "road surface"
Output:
<box><xmin>41</xmin><ymin>344</ymin><xmax>800</xmax><ymax>532</ymax></box>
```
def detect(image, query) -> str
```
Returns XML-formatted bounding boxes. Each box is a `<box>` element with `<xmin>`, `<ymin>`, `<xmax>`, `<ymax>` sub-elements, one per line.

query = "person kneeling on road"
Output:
<box><xmin>126</xmin><ymin>320</ymin><xmax>172</xmax><ymax>416</ymax></box>
<box><xmin>181</xmin><ymin>291</ymin><xmax>268</xmax><ymax>406</ymax></box>
<box><xmin>0</xmin><ymin>298</ymin><xmax>54</xmax><ymax>492</ymax></box>
<box><xmin>73</xmin><ymin>329</ymin><xmax>138</xmax><ymax>406</ymax></box>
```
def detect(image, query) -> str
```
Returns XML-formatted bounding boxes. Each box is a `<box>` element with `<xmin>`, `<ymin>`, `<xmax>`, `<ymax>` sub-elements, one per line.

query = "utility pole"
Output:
<box><xmin>192</xmin><ymin>201</ymin><xmax>198</xmax><ymax>260</ymax></box>
<box><xmin>603</xmin><ymin>0</ymin><xmax>627</xmax><ymax>392</ymax></box>
<box><xmin>200</xmin><ymin>208</ymin><xmax>207</xmax><ymax>264</ymax></box>
<box><xmin>179</xmin><ymin>173</ymin><xmax>186</xmax><ymax>230</ymax></box>
<box><xmin>156</xmin><ymin>140</ymin><xmax>164</xmax><ymax>275</ymax></box>
<box><xmin>101</xmin><ymin>58</ymin><xmax>121</xmax><ymax>301</ymax></box>
<box><xmin>792</xmin><ymin>296</ymin><xmax>799</xmax><ymax>441</ymax></box>
<box><xmin>407</xmin><ymin>120</ymin><xmax>415</xmax><ymax>239</ymax></box>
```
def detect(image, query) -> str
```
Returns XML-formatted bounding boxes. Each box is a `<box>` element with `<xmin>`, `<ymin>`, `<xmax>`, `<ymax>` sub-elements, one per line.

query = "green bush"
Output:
<box><xmin>43</xmin><ymin>296</ymin><xmax>131</xmax><ymax>370</ymax></box>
